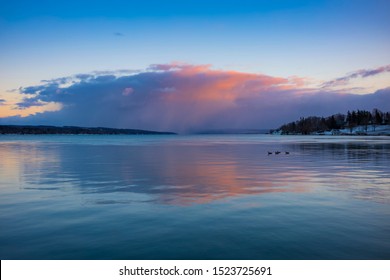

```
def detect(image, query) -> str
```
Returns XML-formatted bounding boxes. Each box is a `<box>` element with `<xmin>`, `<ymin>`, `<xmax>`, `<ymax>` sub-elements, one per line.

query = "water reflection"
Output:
<box><xmin>1</xmin><ymin>135</ymin><xmax>390</xmax><ymax>260</ymax></box>
<box><xmin>1</xmin><ymin>136</ymin><xmax>389</xmax><ymax>205</ymax></box>
<box><xmin>290</xmin><ymin>141</ymin><xmax>390</xmax><ymax>203</ymax></box>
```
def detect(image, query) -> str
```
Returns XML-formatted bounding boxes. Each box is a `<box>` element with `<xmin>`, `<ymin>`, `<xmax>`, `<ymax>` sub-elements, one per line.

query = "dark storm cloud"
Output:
<box><xmin>2</xmin><ymin>64</ymin><xmax>390</xmax><ymax>132</ymax></box>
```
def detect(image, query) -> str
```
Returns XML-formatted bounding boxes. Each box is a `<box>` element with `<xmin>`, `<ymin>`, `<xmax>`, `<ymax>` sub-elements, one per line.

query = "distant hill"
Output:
<box><xmin>195</xmin><ymin>129</ymin><xmax>270</xmax><ymax>134</ymax></box>
<box><xmin>0</xmin><ymin>125</ymin><xmax>176</xmax><ymax>135</ymax></box>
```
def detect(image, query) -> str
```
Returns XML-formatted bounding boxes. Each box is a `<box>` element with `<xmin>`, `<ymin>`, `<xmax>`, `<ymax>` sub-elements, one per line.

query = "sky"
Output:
<box><xmin>0</xmin><ymin>0</ymin><xmax>389</xmax><ymax>132</ymax></box>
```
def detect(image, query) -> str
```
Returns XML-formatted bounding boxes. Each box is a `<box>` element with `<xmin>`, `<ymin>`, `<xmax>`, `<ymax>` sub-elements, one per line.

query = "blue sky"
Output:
<box><xmin>1</xmin><ymin>0</ymin><xmax>388</xmax><ymax>77</ymax></box>
<box><xmin>0</xmin><ymin>0</ymin><xmax>389</xmax><ymax>130</ymax></box>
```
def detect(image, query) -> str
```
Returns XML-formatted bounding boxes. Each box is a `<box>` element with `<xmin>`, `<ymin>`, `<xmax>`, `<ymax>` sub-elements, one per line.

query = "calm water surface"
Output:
<box><xmin>0</xmin><ymin>135</ymin><xmax>389</xmax><ymax>259</ymax></box>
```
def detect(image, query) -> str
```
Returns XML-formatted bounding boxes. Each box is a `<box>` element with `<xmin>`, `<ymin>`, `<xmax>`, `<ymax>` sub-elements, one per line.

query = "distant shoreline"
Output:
<box><xmin>271</xmin><ymin>124</ymin><xmax>390</xmax><ymax>136</ymax></box>
<box><xmin>0</xmin><ymin>125</ymin><xmax>176</xmax><ymax>135</ymax></box>
<box><xmin>270</xmin><ymin>133</ymin><xmax>390</xmax><ymax>137</ymax></box>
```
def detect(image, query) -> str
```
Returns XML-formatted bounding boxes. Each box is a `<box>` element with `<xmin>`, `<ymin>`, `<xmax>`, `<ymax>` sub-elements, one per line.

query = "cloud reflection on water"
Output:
<box><xmin>0</xmin><ymin>136</ymin><xmax>389</xmax><ymax>205</ymax></box>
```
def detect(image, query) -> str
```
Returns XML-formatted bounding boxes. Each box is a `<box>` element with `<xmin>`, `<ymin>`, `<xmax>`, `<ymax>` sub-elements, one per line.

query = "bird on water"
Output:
<box><xmin>267</xmin><ymin>151</ymin><xmax>290</xmax><ymax>155</ymax></box>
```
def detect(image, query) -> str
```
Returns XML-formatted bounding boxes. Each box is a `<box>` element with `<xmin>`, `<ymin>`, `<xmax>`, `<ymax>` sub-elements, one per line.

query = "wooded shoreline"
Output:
<box><xmin>0</xmin><ymin>125</ymin><xmax>176</xmax><ymax>135</ymax></box>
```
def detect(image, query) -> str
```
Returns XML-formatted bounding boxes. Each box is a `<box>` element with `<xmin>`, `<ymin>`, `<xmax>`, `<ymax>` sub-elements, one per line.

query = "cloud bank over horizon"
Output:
<box><xmin>1</xmin><ymin>63</ymin><xmax>390</xmax><ymax>133</ymax></box>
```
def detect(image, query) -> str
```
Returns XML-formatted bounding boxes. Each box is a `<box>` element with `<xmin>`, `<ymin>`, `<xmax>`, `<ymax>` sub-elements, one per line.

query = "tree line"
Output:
<box><xmin>0</xmin><ymin>125</ymin><xmax>176</xmax><ymax>135</ymax></box>
<box><xmin>273</xmin><ymin>109</ymin><xmax>390</xmax><ymax>135</ymax></box>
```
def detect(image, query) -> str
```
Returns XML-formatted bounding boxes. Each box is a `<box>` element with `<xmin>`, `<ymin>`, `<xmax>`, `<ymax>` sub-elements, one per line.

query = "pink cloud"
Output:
<box><xmin>2</xmin><ymin>63</ymin><xmax>390</xmax><ymax>132</ymax></box>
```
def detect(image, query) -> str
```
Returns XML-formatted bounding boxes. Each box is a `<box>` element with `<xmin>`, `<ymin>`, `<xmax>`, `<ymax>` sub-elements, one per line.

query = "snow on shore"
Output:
<box><xmin>273</xmin><ymin>125</ymin><xmax>390</xmax><ymax>135</ymax></box>
<box><xmin>336</xmin><ymin>125</ymin><xmax>390</xmax><ymax>135</ymax></box>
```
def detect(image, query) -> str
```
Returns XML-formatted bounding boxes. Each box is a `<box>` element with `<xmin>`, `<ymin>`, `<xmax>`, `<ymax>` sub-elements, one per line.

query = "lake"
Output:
<box><xmin>0</xmin><ymin>134</ymin><xmax>389</xmax><ymax>259</ymax></box>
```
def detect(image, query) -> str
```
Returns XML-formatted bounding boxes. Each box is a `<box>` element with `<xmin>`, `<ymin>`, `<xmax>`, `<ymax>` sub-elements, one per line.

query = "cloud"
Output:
<box><xmin>1</xmin><ymin>63</ymin><xmax>390</xmax><ymax>132</ymax></box>
<box><xmin>113</xmin><ymin>32</ymin><xmax>124</xmax><ymax>36</ymax></box>
<box><xmin>34</xmin><ymin>70</ymin><xmax>140</xmax><ymax>87</ymax></box>
<box><xmin>0</xmin><ymin>99</ymin><xmax>6</xmax><ymax>105</ymax></box>
<box><xmin>322</xmin><ymin>64</ymin><xmax>390</xmax><ymax>88</ymax></box>
<box><xmin>16</xmin><ymin>99</ymin><xmax>48</xmax><ymax>109</ymax></box>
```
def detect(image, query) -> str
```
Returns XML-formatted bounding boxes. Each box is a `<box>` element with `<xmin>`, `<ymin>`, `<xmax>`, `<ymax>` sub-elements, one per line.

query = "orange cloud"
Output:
<box><xmin>159</xmin><ymin>63</ymin><xmax>301</xmax><ymax>104</ymax></box>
